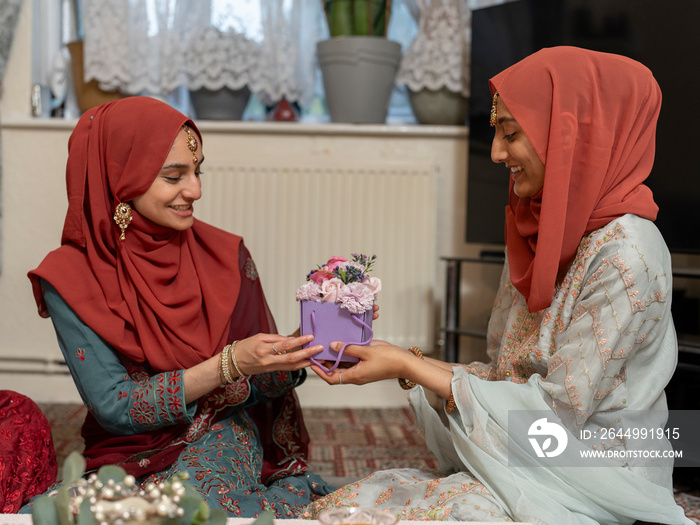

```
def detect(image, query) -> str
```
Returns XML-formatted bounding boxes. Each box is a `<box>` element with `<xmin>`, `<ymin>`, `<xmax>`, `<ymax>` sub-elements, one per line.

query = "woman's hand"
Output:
<box><xmin>184</xmin><ymin>333</ymin><xmax>320</xmax><ymax>402</ymax></box>
<box><xmin>233</xmin><ymin>333</ymin><xmax>322</xmax><ymax>377</ymax></box>
<box><xmin>310</xmin><ymin>339</ymin><xmax>410</xmax><ymax>386</ymax></box>
<box><xmin>310</xmin><ymin>339</ymin><xmax>455</xmax><ymax>400</ymax></box>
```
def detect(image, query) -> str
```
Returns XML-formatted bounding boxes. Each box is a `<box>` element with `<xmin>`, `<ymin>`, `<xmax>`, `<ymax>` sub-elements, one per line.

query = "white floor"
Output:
<box><xmin>0</xmin><ymin>371</ymin><xmax>410</xmax><ymax>408</ymax></box>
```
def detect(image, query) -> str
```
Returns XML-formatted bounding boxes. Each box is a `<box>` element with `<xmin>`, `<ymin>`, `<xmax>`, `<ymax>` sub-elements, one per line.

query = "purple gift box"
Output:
<box><xmin>300</xmin><ymin>300</ymin><xmax>373</xmax><ymax>372</ymax></box>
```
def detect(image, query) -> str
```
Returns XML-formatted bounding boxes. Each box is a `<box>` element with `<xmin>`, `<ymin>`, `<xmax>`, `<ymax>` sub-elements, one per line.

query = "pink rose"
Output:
<box><xmin>323</xmin><ymin>256</ymin><xmax>348</xmax><ymax>272</ymax></box>
<box><xmin>320</xmin><ymin>278</ymin><xmax>344</xmax><ymax>303</ymax></box>
<box><xmin>362</xmin><ymin>276</ymin><xmax>382</xmax><ymax>297</ymax></box>
<box><xmin>309</xmin><ymin>270</ymin><xmax>335</xmax><ymax>284</ymax></box>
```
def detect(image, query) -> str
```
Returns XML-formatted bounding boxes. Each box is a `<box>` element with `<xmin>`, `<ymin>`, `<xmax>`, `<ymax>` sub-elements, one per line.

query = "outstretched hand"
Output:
<box><xmin>233</xmin><ymin>333</ymin><xmax>322</xmax><ymax>376</ymax></box>
<box><xmin>310</xmin><ymin>339</ymin><xmax>406</xmax><ymax>386</ymax></box>
<box><xmin>232</xmin><ymin>304</ymin><xmax>380</xmax><ymax>378</ymax></box>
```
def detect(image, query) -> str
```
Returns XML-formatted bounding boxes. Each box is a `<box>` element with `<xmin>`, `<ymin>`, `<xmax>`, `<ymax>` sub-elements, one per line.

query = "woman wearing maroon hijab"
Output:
<box><xmin>24</xmin><ymin>96</ymin><xmax>331</xmax><ymax>516</ymax></box>
<box><xmin>305</xmin><ymin>47</ymin><xmax>690</xmax><ymax>523</ymax></box>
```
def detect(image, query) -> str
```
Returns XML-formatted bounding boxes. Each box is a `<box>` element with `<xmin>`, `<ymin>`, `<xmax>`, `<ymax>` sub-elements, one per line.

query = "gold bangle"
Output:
<box><xmin>219</xmin><ymin>344</ymin><xmax>234</xmax><ymax>384</ymax></box>
<box><xmin>398</xmin><ymin>346</ymin><xmax>423</xmax><ymax>390</ymax></box>
<box><xmin>230</xmin><ymin>340</ymin><xmax>247</xmax><ymax>378</ymax></box>
<box><xmin>218</xmin><ymin>347</ymin><xmax>224</xmax><ymax>384</ymax></box>
<box><xmin>445</xmin><ymin>393</ymin><xmax>457</xmax><ymax>414</ymax></box>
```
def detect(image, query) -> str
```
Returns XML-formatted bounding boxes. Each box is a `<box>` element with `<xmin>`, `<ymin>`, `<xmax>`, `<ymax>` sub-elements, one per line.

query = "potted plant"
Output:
<box><xmin>323</xmin><ymin>0</ymin><xmax>391</xmax><ymax>36</ymax></box>
<box><xmin>186</xmin><ymin>27</ymin><xmax>261</xmax><ymax>120</ymax></box>
<box><xmin>397</xmin><ymin>0</ymin><xmax>470</xmax><ymax>125</ymax></box>
<box><xmin>317</xmin><ymin>0</ymin><xmax>402</xmax><ymax>123</ymax></box>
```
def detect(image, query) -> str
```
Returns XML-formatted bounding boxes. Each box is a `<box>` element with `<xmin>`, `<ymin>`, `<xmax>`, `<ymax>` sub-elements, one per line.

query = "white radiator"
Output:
<box><xmin>196</xmin><ymin>164</ymin><xmax>438</xmax><ymax>350</ymax></box>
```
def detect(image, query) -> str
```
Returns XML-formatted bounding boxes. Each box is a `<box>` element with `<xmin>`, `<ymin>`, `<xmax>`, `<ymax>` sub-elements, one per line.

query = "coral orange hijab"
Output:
<box><xmin>29</xmin><ymin>97</ymin><xmax>242</xmax><ymax>372</ymax></box>
<box><xmin>489</xmin><ymin>46</ymin><xmax>661</xmax><ymax>312</ymax></box>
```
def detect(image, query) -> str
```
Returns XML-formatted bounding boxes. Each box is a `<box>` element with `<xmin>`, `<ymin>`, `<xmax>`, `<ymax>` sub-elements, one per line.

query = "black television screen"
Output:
<box><xmin>466</xmin><ymin>0</ymin><xmax>700</xmax><ymax>254</ymax></box>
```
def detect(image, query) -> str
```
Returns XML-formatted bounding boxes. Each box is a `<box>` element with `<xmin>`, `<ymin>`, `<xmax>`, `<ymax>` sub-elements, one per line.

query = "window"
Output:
<box><xmin>32</xmin><ymin>0</ymin><xmax>419</xmax><ymax>123</ymax></box>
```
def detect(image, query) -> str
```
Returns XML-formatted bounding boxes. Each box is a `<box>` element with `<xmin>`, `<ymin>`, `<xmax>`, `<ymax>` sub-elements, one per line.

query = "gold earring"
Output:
<box><xmin>113</xmin><ymin>202</ymin><xmax>133</xmax><ymax>241</ymax></box>
<box><xmin>490</xmin><ymin>93</ymin><xmax>499</xmax><ymax>127</ymax></box>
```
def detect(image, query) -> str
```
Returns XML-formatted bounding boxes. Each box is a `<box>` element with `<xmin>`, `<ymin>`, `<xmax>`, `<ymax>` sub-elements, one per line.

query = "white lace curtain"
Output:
<box><xmin>396</xmin><ymin>0</ymin><xmax>511</xmax><ymax>97</ymax></box>
<box><xmin>82</xmin><ymin>0</ymin><xmax>324</xmax><ymax>106</ymax></box>
<box><xmin>397</xmin><ymin>0</ymin><xmax>471</xmax><ymax>97</ymax></box>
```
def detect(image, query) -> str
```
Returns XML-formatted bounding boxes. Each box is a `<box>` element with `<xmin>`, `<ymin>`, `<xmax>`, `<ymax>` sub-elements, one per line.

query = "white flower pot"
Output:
<box><xmin>189</xmin><ymin>86</ymin><xmax>251</xmax><ymax>121</ymax></box>
<box><xmin>408</xmin><ymin>87</ymin><xmax>469</xmax><ymax>126</ymax></box>
<box><xmin>317</xmin><ymin>36</ymin><xmax>402</xmax><ymax>124</ymax></box>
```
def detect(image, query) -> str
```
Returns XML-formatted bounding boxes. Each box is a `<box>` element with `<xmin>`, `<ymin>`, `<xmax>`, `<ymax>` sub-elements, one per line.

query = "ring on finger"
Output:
<box><xmin>272</xmin><ymin>343</ymin><xmax>282</xmax><ymax>355</ymax></box>
<box><xmin>338</xmin><ymin>373</ymin><xmax>343</xmax><ymax>385</ymax></box>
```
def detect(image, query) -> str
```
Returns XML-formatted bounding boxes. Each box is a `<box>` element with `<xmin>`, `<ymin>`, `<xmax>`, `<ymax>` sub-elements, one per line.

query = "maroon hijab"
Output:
<box><xmin>29</xmin><ymin>97</ymin><xmax>242</xmax><ymax>372</ymax></box>
<box><xmin>489</xmin><ymin>47</ymin><xmax>661</xmax><ymax>312</ymax></box>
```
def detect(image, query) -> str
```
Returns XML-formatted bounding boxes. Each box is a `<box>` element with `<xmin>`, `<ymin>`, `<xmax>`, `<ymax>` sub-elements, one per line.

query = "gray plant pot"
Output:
<box><xmin>408</xmin><ymin>87</ymin><xmax>469</xmax><ymax>126</ymax></box>
<box><xmin>189</xmin><ymin>86</ymin><xmax>251</xmax><ymax>121</ymax></box>
<box><xmin>317</xmin><ymin>37</ymin><xmax>402</xmax><ymax>124</ymax></box>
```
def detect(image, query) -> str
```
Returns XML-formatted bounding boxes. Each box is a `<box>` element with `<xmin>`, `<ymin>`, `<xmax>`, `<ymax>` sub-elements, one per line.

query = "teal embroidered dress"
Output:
<box><xmin>31</xmin><ymin>271</ymin><xmax>331</xmax><ymax>518</ymax></box>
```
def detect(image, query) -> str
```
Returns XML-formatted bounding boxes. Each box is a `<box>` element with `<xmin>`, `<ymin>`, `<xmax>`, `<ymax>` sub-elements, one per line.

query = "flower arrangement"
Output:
<box><xmin>296</xmin><ymin>253</ymin><xmax>381</xmax><ymax>314</ymax></box>
<box><xmin>31</xmin><ymin>451</ymin><xmax>235</xmax><ymax>525</ymax></box>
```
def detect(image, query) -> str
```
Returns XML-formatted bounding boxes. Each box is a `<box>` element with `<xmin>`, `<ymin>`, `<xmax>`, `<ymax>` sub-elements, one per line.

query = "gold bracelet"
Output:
<box><xmin>445</xmin><ymin>392</ymin><xmax>457</xmax><ymax>414</ymax></box>
<box><xmin>218</xmin><ymin>345</ymin><xmax>226</xmax><ymax>384</ymax></box>
<box><xmin>398</xmin><ymin>346</ymin><xmax>423</xmax><ymax>390</ymax></box>
<box><xmin>230</xmin><ymin>340</ymin><xmax>248</xmax><ymax>378</ymax></box>
<box><xmin>219</xmin><ymin>344</ymin><xmax>234</xmax><ymax>384</ymax></box>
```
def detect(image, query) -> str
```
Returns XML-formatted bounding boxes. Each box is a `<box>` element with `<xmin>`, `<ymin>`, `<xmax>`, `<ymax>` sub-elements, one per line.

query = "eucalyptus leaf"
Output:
<box><xmin>194</xmin><ymin>499</ymin><xmax>212</xmax><ymax>525</ymax></box>
<box><xmin>96</xmin><ymin>464</ymin><xmax>127</xmax><ymax>484</ymax></box>
<box><xmin>54</xmin><ymin>486</ymin><xmax>74</xmax><ymax>525</ymax></box>
<box><xmin>207</xmin><ymin>508</ymin><xmax>228</xmax><ymax>525</ymax></box>
<box><xmin>61</xmin><ymin>451</ymin><xmax>86</xmax><ymax>485</ymax></box>
<box><xmin>177</xmin><ymin>483</ymin><xmax>212</xmax><ymax>525</ymax></box>
<box><xmin>30</xmin><ymin>495</ymin><xmax>61</xmax><ymax>525</ymax></box>
<box><xmin>177</xmin><ymin>493</ymin><xmax>203</xmax><ymax>525</ymax></box>
<box><xmin>76</xmin><ymin>497</ymin><xmax>95</xmax><ymax>525</ymax></box>
<box><xmin>251</xmin><ymin>511</ymin><xmax>275</xmax><ymax>525</ymax></box>
<box><xmin>32</xmin><ymin>453</ymin><xmax>229</xmax><ymax>525</ymax></box>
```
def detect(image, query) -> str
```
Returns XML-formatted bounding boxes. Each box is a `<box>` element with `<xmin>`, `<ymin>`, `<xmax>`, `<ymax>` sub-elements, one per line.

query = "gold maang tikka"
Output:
<box><xmin>113</xmin><ymin>202</ymin><xmax>133</xmax><ymax>241</ymax></box>
<box><xmin>490</xmin><ymin>93</ymin><xmax>499</xmax><ymax>127</ymax></box>
<box><xmin>183</xmin><ymin>125</ymin><xmax>198</xmax><ymax>165</ymax></box>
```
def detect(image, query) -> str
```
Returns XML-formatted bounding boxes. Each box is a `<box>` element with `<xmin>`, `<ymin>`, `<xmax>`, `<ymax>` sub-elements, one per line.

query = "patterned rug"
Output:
<box><xmin>303</xmin><ymin>407</ymin><xmax>439</xmax><ymax>481</ymax></box>
<box><xmin>38</xmin><ymin>403</ymin><xmax>699</xmax><ymax>523</ymax></box>
<box><xmin>37</xmin><ymin>404</ymin><xmax>439</xmax><ymax>481</ymax></box>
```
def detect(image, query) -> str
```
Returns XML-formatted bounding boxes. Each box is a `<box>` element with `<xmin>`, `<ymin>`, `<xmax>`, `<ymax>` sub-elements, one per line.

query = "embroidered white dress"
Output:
<box><xmin>303</xmin><ymin>214</ymin><xmax>692</xmax><ymax>524</ymax></box>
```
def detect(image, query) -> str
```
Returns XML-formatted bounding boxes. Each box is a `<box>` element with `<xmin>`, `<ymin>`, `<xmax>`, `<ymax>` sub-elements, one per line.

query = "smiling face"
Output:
<box><xmin>132</xmin><ymin>128</ymin><xmax>203</xmax><ymax>231</ymax></box>
<box><xmin>490</xmin><ymin>96</ymin><xmax>545</xmax><ymax>198</ymax></box>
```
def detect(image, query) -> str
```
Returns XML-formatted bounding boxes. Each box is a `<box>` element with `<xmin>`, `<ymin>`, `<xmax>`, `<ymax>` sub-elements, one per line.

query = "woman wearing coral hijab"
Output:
<box><xmin>306</xmin><ymin>47</ymin><xmax>691</xmax><ymax>523</ymax></box>
<box><xmin>24</xmin><ymin>96</ymin><xmax>332</xmax><ymax>515</ymax></box>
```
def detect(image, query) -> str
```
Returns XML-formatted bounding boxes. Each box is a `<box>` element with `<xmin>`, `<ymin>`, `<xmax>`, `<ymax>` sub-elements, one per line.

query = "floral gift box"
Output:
<box><xmin>296</xmin><ymin>254</ymin><xmax>381</xmax><ymax>372</ymax></box>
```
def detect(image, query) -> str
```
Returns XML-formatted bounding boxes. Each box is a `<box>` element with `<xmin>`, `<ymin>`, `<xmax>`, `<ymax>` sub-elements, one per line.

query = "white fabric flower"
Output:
<box><xmin>296</xmin><ymin>281</ymin><xmax>321</xmax><ymax>302</ymax></box>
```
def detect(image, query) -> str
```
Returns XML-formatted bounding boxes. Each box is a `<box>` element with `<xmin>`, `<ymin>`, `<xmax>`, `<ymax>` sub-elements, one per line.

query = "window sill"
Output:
<box><xmin>2</xmin><ymin>115</ymin><xmax>468</xmax><ymax>139</ymax></box>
